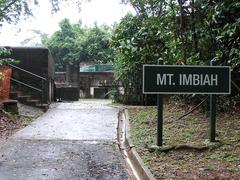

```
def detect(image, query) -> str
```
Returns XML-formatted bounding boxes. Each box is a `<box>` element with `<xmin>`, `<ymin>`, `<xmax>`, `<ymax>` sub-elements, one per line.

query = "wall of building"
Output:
<box><xmin>8</xmin><ymin>47</ymin><xmax>55</xmax><ymax>103</ymax></box>
<box><xmin>9</xmin><ymin>47</ymin><xmax>54</xmax><ymax>79</ymax></box>
<box><xmin>55</xmin><ymin>71</ymin><xmax>114</xmax><ymax>98</ymax></box>
<box><xmin>79</xmin><ymin>72</ymin><xmax>114</xmax><ymax>98</ymax></box>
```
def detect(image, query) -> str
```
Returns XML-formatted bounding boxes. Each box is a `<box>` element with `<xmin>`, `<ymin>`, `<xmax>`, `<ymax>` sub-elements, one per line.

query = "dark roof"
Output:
<box><xmin>3</xmin><ymin>46</ymin><xmax>49</xmax><ymax>51</ymax></box>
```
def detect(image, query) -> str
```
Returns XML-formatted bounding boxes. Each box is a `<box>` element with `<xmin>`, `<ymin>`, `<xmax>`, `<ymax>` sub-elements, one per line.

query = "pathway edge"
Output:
<box><xmin>117</xmin><ymin>108</ymin><xmax>156</xmax><ymax>180</ymax></box>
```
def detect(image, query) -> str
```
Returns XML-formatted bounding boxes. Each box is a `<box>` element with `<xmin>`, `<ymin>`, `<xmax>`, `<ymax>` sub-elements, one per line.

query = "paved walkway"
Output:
<box><xmin>0</xmin><ymin>100</ymin><xmax>130</xmax><ymax>180</ymax></box>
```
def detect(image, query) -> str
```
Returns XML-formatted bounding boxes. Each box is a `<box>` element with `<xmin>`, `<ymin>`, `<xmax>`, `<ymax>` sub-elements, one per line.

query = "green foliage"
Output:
<box><xmin>218</xmin><ymin>152</ymin><xmax>240</xmax><ymax>162</ymax></box>
<box><xmin>111</xmin><ymin>14</ymin><xmax>166</xmax><ymax>103</ymax></box>
<box><xmin>0</xmin><ymin>47</ymin><xmax>19</xmax><ymax>84</ymax></box>
<box><xmin>0</xmin><ymin>0</ymin><xmax>33</xmax><ymax>26</ymax></box>
<box><xmin>0</xmin><ymin>47</ymin><xmax>18</xmax><ymax>66</ymax></box>
<box><xmin>42</xmin><ymin>19</ymin><xmax>78</xmax><ymax>71</ymax></box>
<box><xmin>128</xmin><ymin>104</ymin><xmax>240</xmax><ymax>178</ymax></box>
<box><xmin>42</xmin><ymin>19</ymin><xmax>114</xmax><ymax>71</ymax></box>
<box><xmin>112</xmin><ymin>0</ymin><xmax>240</xmax><ymax>106</ymax></box>
<box><xmin>210</xmin><ymin>1</ymin><xmax>240</xmax><ymax>70</ymax></box>
<box><xmin>75</xmin><ymin>24</ymin><xmax>114</xmax><ymax>64</ymax></box>
<box><xmin>0</xmin><ymin>0</ymin><xmax>87</xmax><ymax>27</ymax></box>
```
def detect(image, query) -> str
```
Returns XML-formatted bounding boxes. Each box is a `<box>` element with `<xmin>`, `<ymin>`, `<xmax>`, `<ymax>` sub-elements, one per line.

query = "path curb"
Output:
<box><xmin>118</xmin><ymin>108</ymin><xmax>155</xmax><ymax>180</ymax></box>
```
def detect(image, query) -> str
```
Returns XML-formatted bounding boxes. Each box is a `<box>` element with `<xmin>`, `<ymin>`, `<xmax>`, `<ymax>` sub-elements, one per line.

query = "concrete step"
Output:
<box><xmin>10</xmin><ymin>88</ymin><xmax>48</xmax><ymax>110</ymax></box>
<box><xmin>26</xmin><ymin>99</ymin><xmax>40</xmax><ymax>106</ymax></box>
<box><xmin>36</xmin><ymin>104</ymin><xmax>49</xmax><ymax>112</ymax></box>
<box><xmin>18</xmin><ymin>95</ymin><xmax>31</xmax><ymax>103</ymax></box>
<box><xmin>10</xmin><ymin>91</ymin><xmax>22</xmax><ymax>100</ymax></box>
<box><xmin>3</xmin><ymin>99</ymin><xmax>18</xmax><ymax>114</ymax></box>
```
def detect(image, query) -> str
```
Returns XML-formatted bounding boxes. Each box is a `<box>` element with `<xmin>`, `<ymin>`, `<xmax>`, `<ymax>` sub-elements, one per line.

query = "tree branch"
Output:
<box><xmin>1</xmin><ymin>0</ymin><xmax>19</xmax><ymax>13</ymax></box>
<box><xmin>178</xmin><ymin>96</ymin><xmax>209</xmax><ymax>120</ymax></box>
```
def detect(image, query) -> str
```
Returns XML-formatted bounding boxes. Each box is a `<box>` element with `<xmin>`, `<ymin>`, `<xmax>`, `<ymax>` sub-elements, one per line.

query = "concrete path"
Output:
<box><xmin>0</xmin><ymin>100</ymin><xmax>130</xmax><ymax>180</ymax></box>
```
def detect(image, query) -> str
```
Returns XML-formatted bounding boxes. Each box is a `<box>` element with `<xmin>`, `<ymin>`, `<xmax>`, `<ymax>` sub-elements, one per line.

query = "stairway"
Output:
<box><xmin>10</xmin><ymin>91</ymin><xmax>49</xmax><ymax>111</ymax></box>
<box><xmin>8</xmin><ymin>64</ymin><xmax>52</xmax><ymax>112</ymax></box>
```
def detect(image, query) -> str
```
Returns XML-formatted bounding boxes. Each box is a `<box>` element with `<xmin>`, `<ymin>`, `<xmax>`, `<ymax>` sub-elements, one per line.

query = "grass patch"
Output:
<box><xmin>128</xmin><ymin>101</ymin><xmax>240</xmax><ymax>179</ymax></box>
<box><xmin>20</xmin><ymin>116</ymin><xmax>34</xmax><ymax>127</ymax></box>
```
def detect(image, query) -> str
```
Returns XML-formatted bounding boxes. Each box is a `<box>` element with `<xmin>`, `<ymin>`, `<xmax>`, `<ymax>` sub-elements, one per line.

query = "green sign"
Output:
<box><xmin>143</xmin><ymin>65</ymin><xmax>231</xmax><ymax>94</ymax></box>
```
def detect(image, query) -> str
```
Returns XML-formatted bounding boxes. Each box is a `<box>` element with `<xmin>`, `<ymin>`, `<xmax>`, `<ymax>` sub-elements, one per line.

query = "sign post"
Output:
<box><xmin>143</xmin><ymin>63</ymin><xmax>231</xmax><ymax>146</ymax></box>
<box><xmin>157</xmin><ymin>58</ymin><xmax>163</xmax><ymax>146</ymax></box>
<box><xmin>210</xmin><ymin>60</ymin><xmax>217</xmax><ymax>142</ymax></box>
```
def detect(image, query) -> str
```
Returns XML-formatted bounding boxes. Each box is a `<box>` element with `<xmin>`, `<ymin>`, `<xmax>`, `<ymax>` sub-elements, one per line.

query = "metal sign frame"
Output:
<box><xmin>143</xmin><ymin>65</ymin><xmax>231</xmax><ymax>95</ymax></box>
<box><xmin>143</xmin><ymin>60</ymin><xmax>232</xmax><ymax>146</ymax></box>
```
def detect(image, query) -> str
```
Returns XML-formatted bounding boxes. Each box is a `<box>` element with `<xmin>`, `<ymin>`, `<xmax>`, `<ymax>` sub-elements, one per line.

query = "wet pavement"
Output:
<box><xmin>0</xmin><ymin>100</ymin><xmax>131</xmax><ymax>180</ymax></box>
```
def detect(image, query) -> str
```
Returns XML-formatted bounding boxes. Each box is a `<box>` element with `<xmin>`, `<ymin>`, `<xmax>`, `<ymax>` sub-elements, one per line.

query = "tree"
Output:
<box><xmin>42</xmin><ymin>19</ymin><xmax>114</xmax><ymax>71</ymax></box>
<box><xmin>41</xmin><ymin>19</ymin><xmax>79</xmax><ymax>71</ymax></box>
<box><xmin>75</xmin><ymin>24</ymin><xmax>114</xmax><ymax>63</ymax></box>
<box><xmin>0</xmin><ymin>0</ymin><xmax>32</xmax><ymax>26</ymax></box>
<box><xmin>121</xmin><ymin>0</ymin><xmax>167</xmax><ymax>17</ymax></box>
<box><xmin>0</xmin><ymin>0</ymin><xmax>90</xmax><ymax>66</ymax></box>
<box><xmin>208</xmin><ymin>1</ymin><xmax>240</xmax><ymax>70</ymax></box>
<box><xmin>112</xmin><ymin>0</ymin><xmax>240</xmax><ymax>105</ymax></box>
<box><xmin>111</xmin><ymin>13</ymin><xmax>166</xmax><ymax>104</ymax></box>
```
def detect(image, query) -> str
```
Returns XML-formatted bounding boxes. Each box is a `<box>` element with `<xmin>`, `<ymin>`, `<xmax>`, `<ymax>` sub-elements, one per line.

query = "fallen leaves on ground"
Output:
<box><xmin>0</xmin><ymin>109</ymin><xmax>33</xmax><ymax>142</ymax></box>
<box><xmin>128</xmin><ymin>101</ymin><xmax>240</xmax><ymax>179</ymax></box>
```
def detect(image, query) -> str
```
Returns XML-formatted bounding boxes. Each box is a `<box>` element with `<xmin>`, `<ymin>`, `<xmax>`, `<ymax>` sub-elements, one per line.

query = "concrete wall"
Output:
<box><xmin>8</xmin><ymin>47</ymin><xmax>55</xmax><ymax>103</ymax></box>
<box><xmin>79</xmin><ymin>72</ymin><xmax>114</xmax><ymax>98</ymax></box>
<box><xmin>66</xmin><ymin>64</ymin><xmax>79</xmax><ymax>87</ymax></box>
<box><xmin>55</xmin><ymin>72</ymin><xmax>66</xmax><ymax>84</ymax></box>
<box><xmin>55</xmin><ymin>71</ymin><xmax>114</xmax><ymax>98</ymax></box>
<box><xmin>9</xmin><ymin>47</ymin><xmax>54</xmax><ymax>79</ymax></box>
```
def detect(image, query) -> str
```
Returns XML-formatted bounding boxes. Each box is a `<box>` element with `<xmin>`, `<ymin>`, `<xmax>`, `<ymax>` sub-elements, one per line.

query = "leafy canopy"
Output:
<box><xmin>112</xmin><ymin>0</ymin><xmax>240</xmax><ymax>105</ymax></box>
<box><xmin>42</xmin><ymin>19</ymin><xmax>114</xmax><ymax>71</ymax></box>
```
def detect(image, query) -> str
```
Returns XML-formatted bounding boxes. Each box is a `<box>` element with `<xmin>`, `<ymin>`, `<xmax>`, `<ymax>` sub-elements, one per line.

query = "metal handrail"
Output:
<box><xmin>8</xmin><ymin>64</ymin><xmax>47</xmax><ymax>81</ymax></box>
<box><xmin>8</xmin><ymin>64</ymin><xmax>47</xmax><ymax>104</ymax></box>
<box><xmin>10</xmin><ymin>78</ymin><xmax>42</xmax><ymax>92</ymax></box>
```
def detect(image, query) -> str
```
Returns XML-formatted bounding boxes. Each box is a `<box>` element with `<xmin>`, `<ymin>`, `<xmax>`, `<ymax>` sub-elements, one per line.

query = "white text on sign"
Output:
<box><xmin>157</xmin><ymin>74</ymin><xmax>218</xmax><ymax>86</ymax></box>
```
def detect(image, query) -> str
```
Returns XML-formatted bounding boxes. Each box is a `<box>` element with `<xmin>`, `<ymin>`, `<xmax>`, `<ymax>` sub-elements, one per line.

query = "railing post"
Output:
<box><xmin>41</xmin><ymin>79</ymin><xmax>44</xmax><ymax>104</ymax></box>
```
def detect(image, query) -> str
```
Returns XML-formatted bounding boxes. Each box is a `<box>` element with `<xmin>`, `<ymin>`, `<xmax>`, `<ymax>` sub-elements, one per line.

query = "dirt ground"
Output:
<box><xmin>128</xmin><ymin>101</ymin><xmax>240</xmax><ymax>179</ymax></box>
<box><xmin>0</xmin><ymin>103</ymin><xmax>43</xmax><ymax>143</ymax></box>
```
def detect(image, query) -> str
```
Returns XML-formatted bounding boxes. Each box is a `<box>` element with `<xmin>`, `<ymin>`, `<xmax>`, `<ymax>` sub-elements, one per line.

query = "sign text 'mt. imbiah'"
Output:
<box><xmin>143</xmin><ymin>65</ymin><xmax>231</xmax><ymax>94</ymax></box>
<box><xmin>157</xmin><ymin>73</ymin><xmax>218</xmax><ymax>86</ymax></box>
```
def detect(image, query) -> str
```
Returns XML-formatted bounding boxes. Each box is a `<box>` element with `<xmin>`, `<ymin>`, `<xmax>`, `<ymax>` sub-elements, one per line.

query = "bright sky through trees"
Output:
<box><xmin>0</xmin><ymin>0</ymin><xmax>134</xmax><ymax>46</ymax></box>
